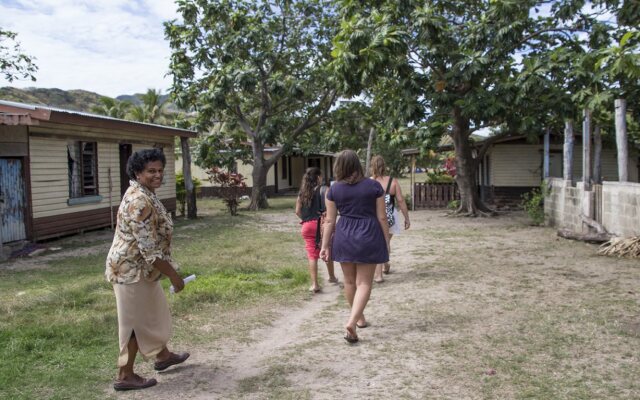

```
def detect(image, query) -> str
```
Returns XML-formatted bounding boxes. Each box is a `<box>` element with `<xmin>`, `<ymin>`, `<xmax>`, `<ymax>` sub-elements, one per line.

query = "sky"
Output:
<box><xmin>0</xmin><ymin>0</ymin><xmax>181</xmax><ymax>97</ymax></box>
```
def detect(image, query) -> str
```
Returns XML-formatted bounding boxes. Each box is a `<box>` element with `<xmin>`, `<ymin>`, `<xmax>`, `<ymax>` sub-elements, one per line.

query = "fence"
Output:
<box><xmin>545</xmin><ymin>178</ymin><xmax>640</xmax><ymax>237</ymax></box>
<box><xmin>413</xmin><ymin>183</ymin><xmax>459</xmax><ymax>209</ymax></box>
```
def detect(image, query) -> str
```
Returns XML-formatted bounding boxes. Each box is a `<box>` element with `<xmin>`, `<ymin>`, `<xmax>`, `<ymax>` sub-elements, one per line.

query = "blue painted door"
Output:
<box><xmin>0</xmin><ymin>158</ymin><xmax>27</xmax><ymax>243</ymax></box>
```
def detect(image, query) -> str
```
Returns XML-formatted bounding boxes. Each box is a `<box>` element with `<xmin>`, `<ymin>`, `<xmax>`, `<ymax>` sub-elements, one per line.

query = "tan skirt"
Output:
<box><xmin>113</xmin><ymin>279</ymin><xmax>171</xmax><ymax>367</ymax></box>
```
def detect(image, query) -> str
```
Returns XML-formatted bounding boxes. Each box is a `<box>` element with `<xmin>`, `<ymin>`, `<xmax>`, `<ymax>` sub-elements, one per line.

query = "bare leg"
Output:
<box><xmin>346</xmin><ymin>263</ymin><xmax>376</xmax><ymax>334</ymax></box>
<box><xmin>341</xmin><ymin>262</ymin><xmax>356</xmax><ymax>307</ymax></box>
<box><xmin>375</xmin><ymin>234</ymin><xmax>393</xmax><ymax>281</ymax></box>
<box><xmin>326</xmin><ymin>260</ymin><xmax>338</xmax><ymax>282</ymax></box>
<box><xmin>342</xmin><ymin>262</ymin><xmax>375</xmax><ymax>331</ymax></box>
<box><xmin>155</xmin><ymin>346</ymin><xmax>171</xmax><ymax>362</ymax></box>
<box><xmin>374</xmin><ymin>263</ymin><xmax>384</xmax><ymax>282</ymax></box>
<box><xmin>118</xmin><ymin>333</ymin><xmax>139</xmax><ymax>381</ymax></box>
<box><xmin>341</xmin><ymin>263</ymin><xmax>366</xmax><ymax>326</ymax></box>
<box><xmin>383</xmin><ymin>234</ymin><xmax>394</xmax><ymax>274</ymax></box>
<box><xmin>308</xmin><ymin>258</ymin><xmax>320</xmax><ymax>292</ymax></box>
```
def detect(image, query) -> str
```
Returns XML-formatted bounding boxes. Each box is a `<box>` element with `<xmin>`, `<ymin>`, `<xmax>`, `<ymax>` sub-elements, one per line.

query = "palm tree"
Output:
<box><xmin>128</xmin><ymin>89</ymin><xmax>169</xmax><ymax>124</ymax></box>
<box><xmin>90</xmin><ymin>97</ymin><xmax>131</xmax><ymax>118</ymax></box>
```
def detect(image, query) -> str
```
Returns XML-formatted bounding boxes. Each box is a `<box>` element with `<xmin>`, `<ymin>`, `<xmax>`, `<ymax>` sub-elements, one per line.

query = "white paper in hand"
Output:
<box><xmin>169</xmin><ymin>274</ymin><xmax>196</xmax><ymax>294</ymax></box>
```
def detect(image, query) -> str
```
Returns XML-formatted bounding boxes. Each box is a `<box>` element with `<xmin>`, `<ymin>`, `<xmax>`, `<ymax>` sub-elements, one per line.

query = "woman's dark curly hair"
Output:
<box><xmin>127</xmin><ymin>148</ymin><xmax>166</xmax><ymax>180</ymax></box>
<box><xmin>299</xmin><ymin>167</ymin><xmax>322</xmax><ymax>207</ymax></box>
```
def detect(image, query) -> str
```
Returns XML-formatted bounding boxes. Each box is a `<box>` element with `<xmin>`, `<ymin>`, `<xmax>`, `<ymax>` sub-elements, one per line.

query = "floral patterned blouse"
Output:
<box><xmin>105</xmin><ymin>180</ymin><xmax>177</xmax><ymax>284</ymax></box>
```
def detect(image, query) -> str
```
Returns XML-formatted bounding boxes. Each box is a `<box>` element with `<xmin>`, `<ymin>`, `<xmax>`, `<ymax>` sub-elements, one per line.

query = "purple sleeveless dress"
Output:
<box><xmin>327</xmin><ymin>179</ymin><xmax>389</xmax><ymax>264</ymax></box>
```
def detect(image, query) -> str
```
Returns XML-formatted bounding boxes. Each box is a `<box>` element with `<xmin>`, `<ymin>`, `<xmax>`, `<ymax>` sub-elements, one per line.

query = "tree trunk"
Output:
<box><xmin>582</xmin><ymin>109</ymin><xmax>592</xmax><ymax>191</ymax></box>
<box><xmin>543</xmin><ymin>127</ymin><xmax>550</xmax><ymax>179</ymax></box>
<box><xmin>248</xmin><ymin>140</ymin><xmax>270</xmax><ymax>210</ymax></box>
<box><xmin>615</xmin><ymin>99</ymin><xmax>628</xmax><ymax>182</ymax></box>
<box><xmin>593</xmin><ymin>125</ymin><xmax>602</xmax><ymax>184</ymax></box>
<box><xmin>450</xmin><ymin>107</ymin><xmax>493</xmax><ymax>216</ymax></box>
<box><xmin>364</xmin><ymin>127</ymin><xmax>375</xmax><ymax>177</ymax></box>
<box><xmin>180</xmin><ymin>137</ymin><xmax>197</xmax><ymax>219</ymax></box>
<box><xmin>563</xmin><ymin>119</ymin><xmax>574</xmax><ymax>181</ymax></box>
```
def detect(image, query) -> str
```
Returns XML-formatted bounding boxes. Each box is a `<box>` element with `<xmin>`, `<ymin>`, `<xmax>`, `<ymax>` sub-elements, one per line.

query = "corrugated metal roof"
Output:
<box><xmin>0</xmin><ymin>99</ymin><xmax>195</xmax><ymax>136</ymax></box>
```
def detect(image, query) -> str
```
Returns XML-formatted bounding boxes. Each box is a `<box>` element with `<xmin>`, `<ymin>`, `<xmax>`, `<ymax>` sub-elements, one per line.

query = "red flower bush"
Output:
<box><xmin>207</xmin><ymin>167</ymin><xmax>247</xmax><ymax>216</ymax></box>
<box><xmin>443</xmin><ymin>157</ymin><xmax>457</xmax><ymax>177</ymax></box>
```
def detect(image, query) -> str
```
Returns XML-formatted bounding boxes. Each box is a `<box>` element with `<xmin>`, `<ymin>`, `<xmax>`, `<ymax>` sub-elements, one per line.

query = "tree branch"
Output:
<box><xmin>234</xmin><ymin>105</ymin><xmax>256</xmax><ymax>138</ymax></box>
<box><xmin>290</xmin><ymin>89</ymin><xmax>337</xmax><ymax>138</ymax></box>
<box><xmin>476</xmin><ymin>130</ymin><xmax>514</xmax><ymax>160</ymax></box>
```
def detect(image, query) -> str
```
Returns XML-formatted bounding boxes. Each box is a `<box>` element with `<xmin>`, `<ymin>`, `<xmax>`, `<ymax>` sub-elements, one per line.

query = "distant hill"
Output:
<box><xmin>0</xmin><ymin>87</ymin><xmax>178</xmax><ymax>114</ymax></box>
<box><xmin>0</xmin><ymin>87</ymin><xmax>105</xmax><ymax>113</ymax></box>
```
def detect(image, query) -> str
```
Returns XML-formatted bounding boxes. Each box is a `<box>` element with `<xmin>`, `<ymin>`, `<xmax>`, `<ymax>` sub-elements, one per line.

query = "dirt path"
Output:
<box><xmin>6</xmin><ymin>204</ymin><xmax>638</xmax><ymax>399</ymax></box>
<box><xmin>104</xmin><ymin>209</ymin><xmax>640</xmax><ymax>398</ymax></box>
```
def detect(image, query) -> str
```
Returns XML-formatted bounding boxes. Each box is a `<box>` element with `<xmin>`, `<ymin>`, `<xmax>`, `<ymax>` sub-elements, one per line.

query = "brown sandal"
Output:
<box><xmin>154</xmin><ymin>352</ymin><xmax>190</xmax><ymax>371</ymax></box>
<box><xmin>113</xmin><ymin>374</ymin><xmax>157</xmax><ymax>391</ymax></box>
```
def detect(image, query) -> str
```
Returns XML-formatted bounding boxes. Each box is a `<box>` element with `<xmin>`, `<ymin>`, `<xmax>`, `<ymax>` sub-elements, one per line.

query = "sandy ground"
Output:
<box><xmin>7</xmin><ymin>208</ymin><xmax>639</xmax><ymax>399</ymax></box>
<box><xmin>106</xmin><ymin>208</ymin><xmax>640</xmax><ymax>399</ymax></box>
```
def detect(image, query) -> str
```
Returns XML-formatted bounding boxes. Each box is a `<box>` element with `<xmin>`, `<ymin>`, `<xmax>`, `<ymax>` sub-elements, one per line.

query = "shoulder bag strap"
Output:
<box><xmin>385</xmin><ymin>177</ymin><xmax>393</xmax><ymax>194</ymax></box>
<box><xmin>319</xmin><ymin>185</ymin><xmax>327</xmax><ymax>212</ymax></box>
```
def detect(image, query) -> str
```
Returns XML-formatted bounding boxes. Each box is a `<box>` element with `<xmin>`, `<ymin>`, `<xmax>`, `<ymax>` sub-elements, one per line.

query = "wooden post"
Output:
<box><xmin>0</xmin><ymin>193</ymin><xmax>5</xmax><ymax>261</ymax></box>
<box><xmin>582</xmin><ymin>109</ymin><xmax>592</xmax><ymax>191</ymax></box>
<box><xmin>582</xmin><ymin>109</ymin><xmax>594</xmax><ymax>230</ymax></box>
<box><xmin>411</xmin><ymin>155</ymin><xmax>416</xmax><ymax>211</ymax></box>
<box><xmin>615</xmin><ymin>99</ymin><xmax>628</xmax><ymax>182</ymax></box>
<box><xmin>543</xmin><ymin>127</ymin><xmax>550</xmax><ymax>179</ymax></box>
<box><xmin>180</xmin><ymin>136</ymin><xmax>197</xmax><ymax>219</ymax></box>
<box><xmin>364</xmin><ymin>127</ymin><xmax>375</xmax><ymax>177</ymax></box>
<box><xmin>593</xmin><ymin>125</ymin><xmax>602</xmax><ymax>184</ymax></box>
<box><xmin>563</xmin><ymin>120</ymin><xmax>574</xmax><ymax>181</ymax></box>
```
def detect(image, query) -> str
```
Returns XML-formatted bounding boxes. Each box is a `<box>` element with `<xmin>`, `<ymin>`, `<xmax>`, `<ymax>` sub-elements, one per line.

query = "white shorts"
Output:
<box><xmin>389</xmin><ymin>209</ymin><xmax>402</xmax><ymax>235</ymax></box>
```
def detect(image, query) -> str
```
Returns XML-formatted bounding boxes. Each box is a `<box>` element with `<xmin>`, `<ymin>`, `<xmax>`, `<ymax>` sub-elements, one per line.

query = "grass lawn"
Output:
<box><xmin>0</xmin><ymin>197</ymin><xmax>307</xmax><ymax>400</ymax></box>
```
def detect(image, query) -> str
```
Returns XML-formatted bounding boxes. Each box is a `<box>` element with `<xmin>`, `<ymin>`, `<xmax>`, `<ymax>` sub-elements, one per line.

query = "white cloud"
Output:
<box><xmin>0</xmin><ymin>0</ymin><xmax>180</xmax><ymax>97</ymax></box>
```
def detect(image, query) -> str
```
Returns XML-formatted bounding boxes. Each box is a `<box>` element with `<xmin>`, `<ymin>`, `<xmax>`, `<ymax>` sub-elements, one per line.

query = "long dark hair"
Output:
<box><xmin>333</xmin><ymin>149</ymin><xmax>364</xmax><ymax>184</ymax></box>
<box><xmin>299</xmin><ymin>167</ymin><xmax>322</xmax><ymax>207</ymax></box>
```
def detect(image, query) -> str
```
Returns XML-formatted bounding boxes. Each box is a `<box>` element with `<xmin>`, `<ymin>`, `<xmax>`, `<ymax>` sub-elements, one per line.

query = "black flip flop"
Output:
<box><xmin>344</xmin><ymin>327</ymin><xmax>359</xmax><ymax>343</ymax></box>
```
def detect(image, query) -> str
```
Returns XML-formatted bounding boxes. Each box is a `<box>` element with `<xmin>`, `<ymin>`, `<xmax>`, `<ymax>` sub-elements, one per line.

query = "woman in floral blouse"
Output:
<box><xmin>106</xmin><ymin>148</ymin><xmax>189</xmax><ymax>391</ymax></box>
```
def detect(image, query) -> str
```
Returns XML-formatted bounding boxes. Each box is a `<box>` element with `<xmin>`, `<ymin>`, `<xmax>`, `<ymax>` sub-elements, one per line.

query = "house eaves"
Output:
<box><xmin>0</xmin><ymin>100</ymin><xmax>197</xmax><ymax>138</ymax></box>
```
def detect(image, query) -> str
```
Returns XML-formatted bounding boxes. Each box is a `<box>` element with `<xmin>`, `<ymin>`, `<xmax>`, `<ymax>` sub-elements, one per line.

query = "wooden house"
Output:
<box><xmin>0</xmin><ymin>100</ymin><xmax>196</xmax><ymax>244</ymax></box>
<box><xmin>475</xmin><ymin>135</ymin><xmax>639</xmax><ymax>206</ymax></box>
<box><xmin>176</xmin><ymin>147</ymin><xmax>334</xmax><ymax>197</ymax></box>
<box><xmin>404</xmin><ymin>134</ymin><xmax>639</xmax><ymax>208</ymax></box>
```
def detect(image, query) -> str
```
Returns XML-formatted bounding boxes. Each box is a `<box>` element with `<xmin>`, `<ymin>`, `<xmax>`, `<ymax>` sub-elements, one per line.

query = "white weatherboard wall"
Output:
<box><xmin>545</xmin><ymin>178</ymin><xmax>640</xmax><ymax>237</ymax></box>
<box><xmin>30</xmin><ymin>137</ymin><xmax>176</xmax><ymax>220</ymax></box>
<box><xmin>490</xmin><ymin>144</ymin><xmax>634</xmax><ymax>187</ymax></box>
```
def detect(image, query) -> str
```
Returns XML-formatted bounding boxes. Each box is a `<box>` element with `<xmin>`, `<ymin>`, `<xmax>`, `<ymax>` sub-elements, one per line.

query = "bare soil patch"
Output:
<box><xmin>110</xmin><ymin>209</ymin><xmax>640</xmax><ymax>399</ymax></box>
<box><xmin>7</xmin><ymin>206</ymin><xmax>635</xmax><ymax>399</ymax></box>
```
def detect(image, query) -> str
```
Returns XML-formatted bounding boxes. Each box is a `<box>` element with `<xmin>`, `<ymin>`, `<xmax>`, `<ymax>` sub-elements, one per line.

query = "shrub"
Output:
<box><xmin>447</xmin><ymin>199</ymin><xmax>460</xmax><ymax>210</ymax></box>
<box><xmin>425</xmin><ymin>169</ymin><xmax>455</xmax><ymax>183</ymax></box>
<box><xmin>207</xmin><ymin>167</ymin><xmax>247</xmax><ymax>216</ymax></box>
<box><xmin>404</xmin><ymin>193</ymin><xmax>412</xmax><ymax>210</ymax></box>
<box><xmin>521</xmin><ymin>184</ymin><xmax>549</xmax><ymax>225</ymax></box>
<box><xmin>176</xmin><ymin>172</ymin><xmax>202</xmax><ymax>216</ymax></box>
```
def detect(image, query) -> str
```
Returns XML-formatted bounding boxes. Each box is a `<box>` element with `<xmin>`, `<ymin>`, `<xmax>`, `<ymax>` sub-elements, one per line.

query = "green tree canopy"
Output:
<box><xmin>166</xmin><ymin>0</ymin><xmax>339</xmax><ymax>210</ymax></box>
<box><xmin>331</xmin><ymin>0</ymin><xmax>605</xmax><ymax>215</ymax></box>
<box><xmin>0</xmin><ymin>28</ymin><xmax>37</xmax><ymax>82</ymax></box>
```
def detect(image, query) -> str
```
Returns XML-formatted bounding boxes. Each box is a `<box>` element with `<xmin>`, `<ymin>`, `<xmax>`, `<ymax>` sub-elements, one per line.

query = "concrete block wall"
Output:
<box><xmin>546</xmin><ymin>178</ymin><xmax>640</xmax><ymax>237</ymax></box>
<box><xmin>545</xmin><ymin>178</ymin><xmax>584</xmax><ymax>233</ymax></box>
<box><xmin>602</xmin><ymin>182</ymin><xmax>640</xmax><ymax>237</ymax></box>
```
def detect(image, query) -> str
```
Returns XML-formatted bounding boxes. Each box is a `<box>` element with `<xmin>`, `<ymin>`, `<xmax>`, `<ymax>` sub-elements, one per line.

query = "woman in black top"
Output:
<box><xmin>295</xmin><ymin>167</ymin><xmax>338</xmax><ymax>292</ymax></box>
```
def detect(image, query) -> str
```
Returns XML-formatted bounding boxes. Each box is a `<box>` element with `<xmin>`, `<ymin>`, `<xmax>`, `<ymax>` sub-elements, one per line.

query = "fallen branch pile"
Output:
<box><xmin>599</xmin><ymin>237</ymin><xmax>640</xmax><ymax>258</ymax></box>
<box><xmin>557</xmin><ymin>229</ymin><xmax>612</xmax><ymax>243</ymax></box>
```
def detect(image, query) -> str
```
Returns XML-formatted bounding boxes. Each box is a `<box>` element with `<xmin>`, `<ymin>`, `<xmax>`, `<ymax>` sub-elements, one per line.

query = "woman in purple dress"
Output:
<box><xmin>320</xmin><ymin>150</ymin><xmax>390</xmax><ymax>343</ymax></box>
